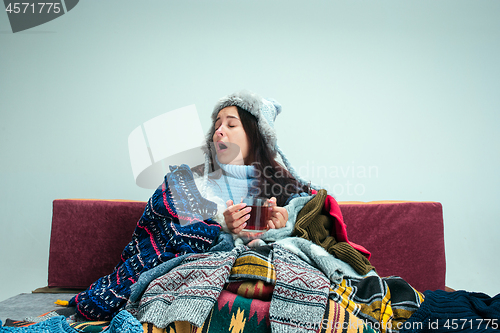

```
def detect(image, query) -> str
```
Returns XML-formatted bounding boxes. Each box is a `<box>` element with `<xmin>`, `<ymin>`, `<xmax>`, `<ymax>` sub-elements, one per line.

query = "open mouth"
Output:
<box><xmin>217</xmin><ymin>142</ymin><xmax>228</xmax><ymax>151</ymax></box>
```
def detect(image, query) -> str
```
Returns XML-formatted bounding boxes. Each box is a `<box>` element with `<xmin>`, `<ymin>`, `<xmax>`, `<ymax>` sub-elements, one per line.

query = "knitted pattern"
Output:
<box><xmin>228</xmin><ymin>245</ymin><xmax>276</xmax><ymax>284</ymax></box>
<box><xmin>69</xmin><ymin>164</ymin><xmax>221</xmax><ymax>321</ymax></box>
<box><xmin>329</xmin><ymin>276</ymin><xmax>423</xmax><ymax>333</ymax></box>
<box><xmin>293</xmin><ymin>189</ymin><xmax>375</xmax><ymax>275</ymax></box>
<box><xmin>200</xmin><ymin>157</ymin><xmax>259</xmax><ymax>208</ymax></box>
<box><xmin>276</xmin><ymin>237</ymin><xmax>377</xmax><ymax>284</ymax></box>
<box><xmin>127</xmin><ymin>246</ymin><xmax>247</xmax><ymax>328</ymax></box>
<box><xmin>0</xmin><ymin>311</ymin><xmax>141</xmax><ymax>333</ymax></box>
<box><xmin>0</xmin><ymin>317</ymin><xmax>75</xmax><ymax>333</ymax></box>
<box><xmin>125</xmin><ymin>243</ymin><xmax>330</xmax><ymax>333</ymax></box>
<box><xmin>128</xmin><ymin>232</ymin><xmax>235</xmax><ymax>304</ymax></box>
<box><xmin>270</xmin><ymin>244</ymin><xmax>330</xmax><ymax>333</ymax></box>
<box><xmin>141</xmin><ymin>289</ymin><xmax>272</xmax><ymax>333</ymax></box>
<box><xmin>399</xmin><ymin>289</ymin><xmax>500</xmax><ymax>333</ymax></box>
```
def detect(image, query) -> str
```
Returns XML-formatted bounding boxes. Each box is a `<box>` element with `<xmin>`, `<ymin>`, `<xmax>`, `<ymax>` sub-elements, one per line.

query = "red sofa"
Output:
<box><xmin>47</xmin><ymin>199</ymin><xmax>446</xmax><ymax>293</ymax></box>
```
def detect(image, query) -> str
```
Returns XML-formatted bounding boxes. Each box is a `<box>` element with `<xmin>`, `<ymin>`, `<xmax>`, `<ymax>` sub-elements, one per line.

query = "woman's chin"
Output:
<box><xmin>217</xmin><ymin>152</ymin><xmax>244</xmax><ymax>165</ymax></box>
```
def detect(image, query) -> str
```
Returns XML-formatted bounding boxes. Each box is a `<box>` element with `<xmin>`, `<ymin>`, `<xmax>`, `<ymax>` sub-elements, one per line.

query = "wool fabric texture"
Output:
<box><xmin>0</xmin><ymin>311</ymin><xmax>142</xmax><ymax>333</ymax></box>
<box><xmin>129</xmin><ymin>231</ymin><xmax>235</xmax><ymax>303</ymax></box>
<box><xmin>0</xmin><ymin>317</ymin><xmax>74</xmax><ymax>333</ymax></box>
<box><xmin>399</xmin><ymin>289</ymin><xmax>500</xmax><ymax>333</ymax></box>
<box><xmin>228</xmin><ymin>245</ymin><xmax>276</xmax><ymax>285</ymax></box>
<box><xmin>275</xmin><ymin>237</ymin><xmax>377</xmax><ymax>284</ymax></box>
<box><xmin>200</xmin><ymin>156</ymin><xmax>258</xmax><ymax>206</ymax></box>
<box><xmin>128</xmin><ymin>246</ymin><xmax>247</xmax><ymax>328</ymax></box>
<box><xmin>258</xmin><ymin>193</ymin><xmax>312</xmax><ymax>243</ymax></box>
<box><xmin>69</xmin><ymin>164</ymin><xmax>222</xmax><ymax>321</ymax></box>
<box><xmin>293</xmin><ymin>189</ymin><xmax>375</xmax><ymax>275</ymax></box>
<box><xmin>270</xmin><ymin>244</ymin><xmax>330</xmax><ymax>333</ymax></box>
<box><xmin>127</xmin><ymin>243</ymin><xmax>330</xmax><ymax>333</ymax></box>
<box><xmin>329</xmin><ymin>276</ymin><xmax>423</xmax><ymax>332</ymax></box>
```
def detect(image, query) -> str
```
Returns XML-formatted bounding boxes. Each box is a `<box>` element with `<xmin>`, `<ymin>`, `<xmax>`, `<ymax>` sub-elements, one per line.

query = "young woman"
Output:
<box><xmin>195</xmin><ymin>90</ymin><xmax>312</xmax><ymax>235</ymax></box>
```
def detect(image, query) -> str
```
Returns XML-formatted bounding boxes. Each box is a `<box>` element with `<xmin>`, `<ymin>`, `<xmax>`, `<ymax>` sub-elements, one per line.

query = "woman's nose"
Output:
<box><xmin>215</xmin><ymin>125</ymin><xmax>225</xmax><ymax>136</ymax></box>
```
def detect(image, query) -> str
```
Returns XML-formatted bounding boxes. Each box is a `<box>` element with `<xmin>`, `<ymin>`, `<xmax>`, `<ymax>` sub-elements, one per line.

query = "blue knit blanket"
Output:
<box><xmin>69</xmin><ymin>165</ymin><xmax>222</xmax><ymax>321</ymax></box>
<box><xmin>400</xmin><ymin>289</ymin><xmax>500</xmax><ymax>333</ymax></box>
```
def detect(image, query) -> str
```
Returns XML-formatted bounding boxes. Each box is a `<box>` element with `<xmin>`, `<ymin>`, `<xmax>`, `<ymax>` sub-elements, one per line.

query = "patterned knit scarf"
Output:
<box><xmin>69</xmin><ymin>165</ymin><xmax>222</xmax><ymax>321</ymax></box>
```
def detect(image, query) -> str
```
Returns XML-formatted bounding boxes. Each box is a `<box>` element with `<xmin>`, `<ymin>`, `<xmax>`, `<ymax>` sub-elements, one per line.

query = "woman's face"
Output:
<box><xmin>212</xmin><ymin>106</ymin><xmax>251</xmax><ymax>165</ymax></box>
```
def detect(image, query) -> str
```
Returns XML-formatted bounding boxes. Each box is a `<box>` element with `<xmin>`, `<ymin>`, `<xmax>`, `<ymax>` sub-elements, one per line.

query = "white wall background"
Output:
<box><xmin>1</xmin><ymin>1</ymin><xmax>499</xmax><ymax>302</ymax></box>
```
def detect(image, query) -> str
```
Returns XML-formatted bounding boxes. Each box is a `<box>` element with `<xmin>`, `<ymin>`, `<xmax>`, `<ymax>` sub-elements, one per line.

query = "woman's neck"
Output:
<box><xmin>215</xmin><ymin>156</ymin><xmax>256</xmax><ymax>179</ymax></box>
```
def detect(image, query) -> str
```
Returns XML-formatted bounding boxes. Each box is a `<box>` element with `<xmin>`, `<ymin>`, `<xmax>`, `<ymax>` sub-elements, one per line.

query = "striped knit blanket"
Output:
<box><xmin>69</xmin><ymin>165</ymin><xmax>222</xmax><ymax>321</ymax></box>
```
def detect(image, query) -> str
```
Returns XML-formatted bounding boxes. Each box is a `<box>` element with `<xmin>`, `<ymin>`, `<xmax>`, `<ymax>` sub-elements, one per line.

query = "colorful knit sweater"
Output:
<box><xmin>69</xmin><ymin>164</ymin><xmax>222</xmax><ymax>321</ymax></box>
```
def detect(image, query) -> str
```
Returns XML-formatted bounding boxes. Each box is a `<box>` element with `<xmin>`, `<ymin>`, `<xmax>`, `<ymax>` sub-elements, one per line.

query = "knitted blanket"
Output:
<box><xmin>128</xmin><ymin>231</ymin><xmax>235</xmax><ymax>303</ymax></box>
<box><xmin>138</xmin><ymin>293</ymin><xmax>378</xmax><ymax>333</ymax></box>
<box><xmin>0</xmin><ymin>310</ymin><xmax>142</xmax><ymax>333</ymax></box>
<box><xmin>399</xmin><ymin>289</ymin><xmax>500</xmax><ymax>333</ymax></box>
<box><xmin>141</xmin><ymin>289</ymin><xmax>272</xmax><ymax>333</ymax></box>
<box><xmin>228</xmin><ymin>245</ymin><xmax>276</xmax><ymax>284</ymax></box>
<box><xmin>276</xmin><ymin>237</ymin><xmax>378</xmax><ymax>284</ymax></box>
<box><xmin>293</xmin><ymin>189</ymin><xmax>375</xmax><ymax>275</ymax></box>
<box><xmin>69</xmin><ymin>165</ymin><xmax>222</xmax><ymax>321</ymax></box>
<box><xmin>329</xmin><ymin>276</ymin><xmax>423</xmax><ymax>333</ymax></box>
<box><xmin>270</xmin><ymin>244</ymin><xmax>331</xmax><ymax>333</ymax></box>
<box><xmin>127</xmin><ymin>246</ymin><xmax>247</xmax><ymax>327</ymax></box>
<box><xmin>126</xmin><ymin>244</ymin><xmax>330</xmax><ymax>333</ymax></box>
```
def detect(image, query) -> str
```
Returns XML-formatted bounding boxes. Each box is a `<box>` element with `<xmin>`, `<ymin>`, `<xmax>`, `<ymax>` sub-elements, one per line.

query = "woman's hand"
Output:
<box><xmin>224</xmin><ymin>197</ymin><xmax>288</xmax><ymax>234</ymax></box>
<box><xmin>267</xmin><ymin>197</ymin><xmax>288</xmax><ymax>229</ymax></box>
<box><xmin>224</xmin><ymin>200</ymin><xmax>250</xmax><ymax>234</ymax></box>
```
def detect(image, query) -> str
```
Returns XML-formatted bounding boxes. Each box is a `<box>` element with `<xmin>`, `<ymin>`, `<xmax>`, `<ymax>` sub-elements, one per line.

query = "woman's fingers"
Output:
<box><xmin>268</xmin><ymin>205</ymin><xmax>288</xmax><ymax>229</ymax></box>
<box><xmin>232</xmin><ymin>218</ymin><xmax>249</xmax><ymax>234</ymax></box>
<box><xmin>224</xmin><ymin>200</ymin><xmax>251</xmax><ymax>233</ymax></box>
<box><xmin>224</xmin><ymin>202</ymin><xmax>248</xmax><ymax>218</ymax></box>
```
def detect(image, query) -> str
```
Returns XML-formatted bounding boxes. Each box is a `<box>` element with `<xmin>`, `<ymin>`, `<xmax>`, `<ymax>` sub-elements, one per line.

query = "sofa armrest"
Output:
<box><xmin>48</xmin><ymin>199</ymin><xmax>146</xmax><ymax>289</ymax></box>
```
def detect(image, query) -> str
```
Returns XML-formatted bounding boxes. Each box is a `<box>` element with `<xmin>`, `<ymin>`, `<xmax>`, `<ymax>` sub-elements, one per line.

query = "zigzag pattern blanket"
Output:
<box><xmin>69</xmin><ymin>165</ymin><xmax>222</xmax><ymax>321</ymax></box>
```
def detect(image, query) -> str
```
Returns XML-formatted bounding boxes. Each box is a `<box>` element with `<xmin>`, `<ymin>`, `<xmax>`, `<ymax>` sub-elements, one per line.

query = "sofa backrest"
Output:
<box><xmin>339</xmin><ymin>201</ymin><xmax>445</xmax><ymax>292</ymax></box>
<box><xmin>48</xmin><ymin>199</ymin><xmax>445</xmax><ymax>292</ymax></box>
